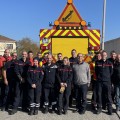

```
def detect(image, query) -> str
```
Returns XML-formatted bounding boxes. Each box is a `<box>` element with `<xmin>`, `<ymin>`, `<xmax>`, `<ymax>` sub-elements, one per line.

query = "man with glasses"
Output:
<box><xmin>9</xmin><ymin>51</ymin><xmax>30</xmax><ymax>115</ymax></box>
<box><xmin>73</xmin><ymin>53</ymin><xmax>91</xmax><ymax>114</ymax></box>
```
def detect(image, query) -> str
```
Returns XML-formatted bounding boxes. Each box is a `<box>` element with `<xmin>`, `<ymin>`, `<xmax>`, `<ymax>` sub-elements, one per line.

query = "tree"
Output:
<box><xmin>17</xmin><ymin>38</ymin><xmax>39</xmax><ymax>57</ymax></box>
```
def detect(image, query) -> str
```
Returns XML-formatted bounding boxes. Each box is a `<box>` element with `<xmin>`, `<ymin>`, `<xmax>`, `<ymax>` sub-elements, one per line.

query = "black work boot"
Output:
<box><xmin>96</xmin><ymin>108</ymin><xmax>102</xmax><ymax>114</ymax></box>
<box><xmin>58</xmin><ymin>109</ymin><xmax>62</xmax><ymax>115</ymax></box>
<box><xmin>102</xmin><ymin>106</ymin><xmax>107</xmax><ymax>110</ymax></box>
<box><xmin>9</xmin><ymin>109</ymin><xmax>17</xmax><ymax>115</ymax></box>
<box><xmin>108</xmin><ymin>109</ymin><xmax>112</xmax><ymax>115</ymax></box>
<box><xmin>79</xmin><ymin>109</ymin><xmax>86</xmax><ymax>114</ymax></box>
<box><xmin>1</xmin><ymin>106</ymin><xmax>5</xmax><ymax>111</ymax></box>
<box><xmin>91</xmin><ymin>104</ymin><xmax>96</xmax><ymax>110</ymax></box>
<box><xmin>116</xmin><ymin>106</ymin><xmax>119</xmax><ymax>112</ymax></box>
<box><xmin>63</xmin><ymin>110</ymin><xmax>68</xmax><ymax>115</ymax></box>
<box><xmin>44</xmin><ymin>106</ymin><xmax>48</xmax><ymax>114</ymax></box>
<box><xmin>108</xmin><ymin>105</ymin><xmax>113</xmax><ymax>115</ymax></box>
<box><xmin>51</xmin><ymin>105</ymin><xmax>56</xmax><ymax>114</ymax></box>
<box><xmin>28</xmin><ymin>109</ymin><xmax>34</xmax><ymax>116</ymax></box>
<box><xmin>34</xmin><ymin>108</ymin><xmax>39</xmax><ymax>115</ymax></box>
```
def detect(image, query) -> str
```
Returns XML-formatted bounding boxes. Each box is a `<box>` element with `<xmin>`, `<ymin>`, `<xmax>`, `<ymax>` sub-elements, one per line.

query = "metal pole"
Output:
<box><xmin>101</xmin><ymin>0</ymin><xmax>106</xmax><ymax>50</ymax></box>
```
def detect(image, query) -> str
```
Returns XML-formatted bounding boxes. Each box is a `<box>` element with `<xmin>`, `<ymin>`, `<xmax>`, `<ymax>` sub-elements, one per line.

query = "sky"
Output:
<box><xmin>0</xmin><ymin>0</ymin><xmax>120</xmax><ymax>44</ymax></box>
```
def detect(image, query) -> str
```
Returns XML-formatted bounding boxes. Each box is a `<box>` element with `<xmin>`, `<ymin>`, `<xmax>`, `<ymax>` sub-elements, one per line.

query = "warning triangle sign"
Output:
<box><xmin>57</xmin><ymin>1</ymin><xmax>83</xmax><ymax>26</ymax></box>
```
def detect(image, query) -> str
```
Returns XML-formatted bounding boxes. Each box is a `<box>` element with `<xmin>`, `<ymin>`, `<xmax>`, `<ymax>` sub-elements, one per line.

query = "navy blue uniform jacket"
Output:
<box><xmin>27</xmin><ymin>66</ymin><xmax>44</xmax><ymax>87</ymax></box>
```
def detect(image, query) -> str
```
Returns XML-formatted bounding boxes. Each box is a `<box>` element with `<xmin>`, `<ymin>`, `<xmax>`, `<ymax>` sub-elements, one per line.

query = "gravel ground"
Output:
<box><xmin>0</xmin><ymin>91</ymin><xmax>119</xmax><ymax>120</ymax></box>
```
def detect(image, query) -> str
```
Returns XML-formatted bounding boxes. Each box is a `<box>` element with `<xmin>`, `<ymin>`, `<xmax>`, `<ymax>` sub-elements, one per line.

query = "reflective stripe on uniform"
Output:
<box><xmin>35</xmin><ymin>103</ymin><xmax>40</xmax><ymax>108</ymax></box>
<box><xmin>44</xmin><ymin>102</ymin><xmax>49</xmax><ymax>106</ymax></box>
<box><xmin>30</xmin><ymin>103</ymin><xmax>35</xmax><ymax>107</ymax></box>
<box><xmin>52</xmin><ymin>101</ymin><xmax>57</xmax><ymax>105</ymax></box>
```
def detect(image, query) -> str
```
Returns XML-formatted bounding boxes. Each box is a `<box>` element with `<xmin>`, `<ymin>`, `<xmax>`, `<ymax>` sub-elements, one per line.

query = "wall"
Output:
<box><xmin>0</xmin><ymin>42</ymin><xmax>16</xmax><ymax>55</ymax></box>
<box><xmin>104</xmin><ymin>38</ymin><xmax>120</xmax><ymax>56</ymax></box>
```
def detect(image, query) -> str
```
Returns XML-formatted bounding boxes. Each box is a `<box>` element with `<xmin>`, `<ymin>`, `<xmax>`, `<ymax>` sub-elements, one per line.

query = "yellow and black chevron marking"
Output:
<box><xmin>40</xmin><ymin>29</ymin><xmax>100</xmax><ymax>55</ymax></box>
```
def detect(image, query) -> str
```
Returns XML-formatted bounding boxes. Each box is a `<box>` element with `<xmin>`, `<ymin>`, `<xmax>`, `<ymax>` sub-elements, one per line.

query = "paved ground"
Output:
<box><xmin>0</xmin><ymin>91</ymin><xmax>120</xmax><ymax>120</ymax></box>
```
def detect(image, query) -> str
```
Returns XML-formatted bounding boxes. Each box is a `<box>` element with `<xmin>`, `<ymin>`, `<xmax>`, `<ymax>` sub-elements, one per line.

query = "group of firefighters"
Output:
<box><xmin>0</xmin><ymin>49</ymin><xmax>120</xmax><ymax>116</ymax></box>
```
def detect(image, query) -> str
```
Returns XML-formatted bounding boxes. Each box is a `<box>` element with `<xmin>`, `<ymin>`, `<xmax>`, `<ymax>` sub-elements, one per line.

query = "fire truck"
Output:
<box><xmin>39</xmin><ymin>0</ymin><xmax>100</xmax><ymax>62</ymax></box>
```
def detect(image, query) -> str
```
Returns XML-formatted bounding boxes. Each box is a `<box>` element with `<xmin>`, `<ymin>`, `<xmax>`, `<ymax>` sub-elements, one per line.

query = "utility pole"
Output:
<box><xmin>101</xmin><ymin>0</ymin><xmax>106</xmax><ymax>50</ymax></box>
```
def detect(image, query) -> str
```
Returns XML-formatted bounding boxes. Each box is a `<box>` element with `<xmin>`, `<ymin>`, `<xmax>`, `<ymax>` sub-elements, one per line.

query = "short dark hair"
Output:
<box><xmin>77</xmin><ymin>53</ymin><xmax>83</xmax><ymax>57</ymax></box>
<box><xmin>96</xmin><ymin>52</ymin><xmax>101</xmax><ymax>55</ymax></box>
<box><xmin>33</xmin><ymin>57</ymin><xmax>39</xmax><ymax>61</ymax></box>
<box><xmin>57</xmin><ymin>53</ymin><xmax>62</xmax><ymax>56</ymax></box>
<box><xmin>71</xmin><ymin>49</ymin><xmax>76</xmax><ymax>52</ymax></box>
<box><xmin>37</xmin><ymin>52</ymin><xmax>42</xmax><ymax>55</ymax></box>
<box><xmin>110</xmin><ymin>50</ymin><xmax>116</xmax><ymax>55</ymax></box>
<box><xmin>63</xmin><ymin>57</ymin><xmax>69</xmax><ymax>60</ymax></box>
<box><xmin>102</xmin><ymin>50</ymin><xmax>107</xmax><ymax>54</ymax></box>
<box><xmin>28</xmin><ymin>51</ymin><xmax>33</xmax><ymax>54</ymax></box>
<box><xmin>11</xmin><ymin>52</ymin><xmax>17</xmax><ymax>56</ymax></box>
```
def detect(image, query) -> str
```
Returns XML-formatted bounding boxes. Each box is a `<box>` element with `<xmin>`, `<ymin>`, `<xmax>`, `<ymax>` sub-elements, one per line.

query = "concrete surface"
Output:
<box><xmin>0</xmin><ymin>91</ymin><xmax>120</xmax><ymax>120</ymax></box>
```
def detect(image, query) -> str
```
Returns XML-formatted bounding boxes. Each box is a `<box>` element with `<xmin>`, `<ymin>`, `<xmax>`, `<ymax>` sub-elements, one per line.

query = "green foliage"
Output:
<box><xmin>16</xmin><ymin>38</ymin><xmax>39</xmax><ymax>57</ymax></box>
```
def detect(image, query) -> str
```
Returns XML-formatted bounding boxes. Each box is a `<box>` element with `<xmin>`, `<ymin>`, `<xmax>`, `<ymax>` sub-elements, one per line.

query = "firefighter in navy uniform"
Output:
<box><xmin>56</xmin><ymin>53</ymin><xmax>63</xmax><ymax>67</ymax></box>
<box><xmin>90</xmin><ymin>52</ymin><xmax>102</xmax><ymax>110</ymax></box>
<box><xmin>101</xmin><ymin>51</ymin><xmax>117</xmax><ymax>110</ymax></box>
<box><xmin>114</xmin><ymin>54</ymin><xmax>120</xmax><ymax>112</ymax></box>
<box><xmin>2</xmin><ymin>52</ymin><xmax>17</xmax><ymax>110</ymax></box>
<box><xmin>57</xmin><ymin>57</ymin><xmax>73</xmax><ymax>115</ymax></box>
<box><xmin>27</xmin><ymin>57</ymin><xmax>44</xmax><ymax>115</ymax></box>
<box><xmin>9</xmin><ymin>51</ymin><xmax>30</xmax><ymax>115</ymax></box>
<box><xmin>95</xmin><ymin>51</ymin><xmax>113</xmax><ymax>115</ymax></box>
<box><xmin>0</xmin><ymin>49</ymin><xmax>12</xmax><ymax>111</ymax></box>
<box><xmin>55</xmin><ymin>53</ymin><xmax>63</xmax><ymax>107</ymax></box>
<box><xmin>69</xmin><ymin>49</ymin><xmax>78</xmax><ymax>67</ymax></box>
<box><xmin>69</xmin><ymin>49</ymin><xmax>78</xmax><ymax>107</ymax></box>
<box><xmin>108</xmin><ymin>51</ymin><xmax>117</xmax><ymax>103</ymax></box>
<box><xmin>42</xmin><ymin>54</ymin><xmax>57</xmax><ymax>114</ymax></box>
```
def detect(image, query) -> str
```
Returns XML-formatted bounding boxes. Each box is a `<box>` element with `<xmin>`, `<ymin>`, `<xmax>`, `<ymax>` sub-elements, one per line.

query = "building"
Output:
<box><xmin>0</xmin><ymin>35</ymin><xmax>16</xmax><ymax>55</ymax></box>
<box><xmin>105</xmin><ymin>37</ymin><xmax>120</xmax><ymax>55</ymax></box>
